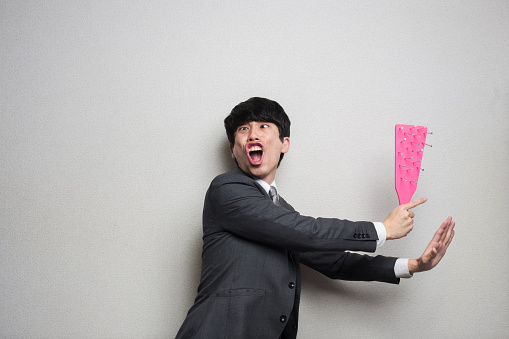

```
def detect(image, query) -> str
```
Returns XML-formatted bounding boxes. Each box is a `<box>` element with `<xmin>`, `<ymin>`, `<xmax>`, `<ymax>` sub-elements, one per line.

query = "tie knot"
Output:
<box><xmin>269</xmin><ymin>185</ymin><xmax>277</xmax><ymax>196</ymax></box>
<box><xmin>269</xmin><ymin>186</ymin><xmax>281</xmax><ymax>206</ymax></box>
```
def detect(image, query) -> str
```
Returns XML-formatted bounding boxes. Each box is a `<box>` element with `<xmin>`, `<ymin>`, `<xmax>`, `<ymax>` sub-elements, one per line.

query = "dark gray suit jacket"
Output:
<box><xmin>176</xmin><ymin>167</ymin><xmax>399</xmax><ymax>339</ymax></box>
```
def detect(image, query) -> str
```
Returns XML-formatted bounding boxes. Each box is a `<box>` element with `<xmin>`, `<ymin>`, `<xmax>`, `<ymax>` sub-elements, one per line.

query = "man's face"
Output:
<box><xmin>230</xmin><ymin>121</ymin><xmax>290</xmax><ymax>184</ymax></box>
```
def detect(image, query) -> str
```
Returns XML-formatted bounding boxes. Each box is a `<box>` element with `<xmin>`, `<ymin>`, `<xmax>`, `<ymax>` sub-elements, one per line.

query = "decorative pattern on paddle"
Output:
<box><xmin>395</xmin><ymin>124</ymin><xmax>428</xmax><ymax>205</ymax></box>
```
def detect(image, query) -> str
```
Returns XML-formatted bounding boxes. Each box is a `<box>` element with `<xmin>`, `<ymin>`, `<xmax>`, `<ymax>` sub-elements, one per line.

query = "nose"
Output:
<box><xmin>248</xmin><ymin>126</ymin><xmax>260</xmax><ymax>141</ymax></box>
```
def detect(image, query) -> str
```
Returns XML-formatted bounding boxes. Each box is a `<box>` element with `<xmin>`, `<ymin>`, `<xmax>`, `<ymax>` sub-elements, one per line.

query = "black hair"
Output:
<box><xmin>224</xmin><ymin>97</ymin><xmax>291</xmax><ymax>165</ymax></box>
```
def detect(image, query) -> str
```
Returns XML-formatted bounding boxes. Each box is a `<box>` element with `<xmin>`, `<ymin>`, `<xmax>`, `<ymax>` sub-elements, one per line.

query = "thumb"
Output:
<box><xmin>423</xmin><ymin>246</ymin><xmax>437</xmax><ymax>263</ymax></box>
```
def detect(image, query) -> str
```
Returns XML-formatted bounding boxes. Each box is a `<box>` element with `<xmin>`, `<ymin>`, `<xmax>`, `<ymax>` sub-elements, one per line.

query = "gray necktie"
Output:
<box><xmin>269</xmin><ymin>186</ymin><xmax>281</xmax><ymax>207</ymax></box>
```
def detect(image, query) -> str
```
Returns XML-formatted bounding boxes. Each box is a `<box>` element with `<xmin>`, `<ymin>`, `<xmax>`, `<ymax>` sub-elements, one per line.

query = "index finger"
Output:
<box><xmin>404</xmin><ymin>197</ymin><xmax>428</xmax><ymax>210</ymax></box>
<box><xmin>434</xmin><ymin>216</ymin><xmax>453</xmax><ymax>242</ymax></box>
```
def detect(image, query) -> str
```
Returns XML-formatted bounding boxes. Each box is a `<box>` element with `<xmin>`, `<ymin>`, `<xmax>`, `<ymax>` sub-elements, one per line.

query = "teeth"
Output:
<box><xmin>248</xmin><ymin>146</ymin><xmax>262</xmax><ymax>152</ymax></box>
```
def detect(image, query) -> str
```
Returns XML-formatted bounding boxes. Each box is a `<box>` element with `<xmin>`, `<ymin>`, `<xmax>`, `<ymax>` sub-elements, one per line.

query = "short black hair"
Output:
<box><xmin>224</xmin><ymin>97</ymin><xmax>291</xmax><ymax>165</ymax></box>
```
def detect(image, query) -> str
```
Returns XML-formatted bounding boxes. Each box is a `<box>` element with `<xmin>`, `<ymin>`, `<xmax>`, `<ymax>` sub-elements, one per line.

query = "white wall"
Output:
<box><xmin>1</xmin><ymin>1</ymin><xmax>508</xmax><ymax>338</ymax></box>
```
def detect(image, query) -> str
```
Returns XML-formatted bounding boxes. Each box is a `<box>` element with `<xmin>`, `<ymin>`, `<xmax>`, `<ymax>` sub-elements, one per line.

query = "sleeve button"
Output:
<box><xmin>280</xmin><ymin>315</ymin><xmax>287</xmax><ymax>323</ymax></box>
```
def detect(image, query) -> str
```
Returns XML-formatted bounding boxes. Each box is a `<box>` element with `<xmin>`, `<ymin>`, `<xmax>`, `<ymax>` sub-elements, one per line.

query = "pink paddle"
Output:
<box><xmin>395</xmin><ymin>124</ymin><xmax>429</xmax><ymax>205</ymax></box>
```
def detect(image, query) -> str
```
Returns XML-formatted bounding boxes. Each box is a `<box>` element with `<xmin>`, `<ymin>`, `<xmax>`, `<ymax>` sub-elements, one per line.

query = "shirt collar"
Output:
<box><xmin>255</xmin><ymin>179</ymin><xmax>276</xmax><ymax>195</ymax></box>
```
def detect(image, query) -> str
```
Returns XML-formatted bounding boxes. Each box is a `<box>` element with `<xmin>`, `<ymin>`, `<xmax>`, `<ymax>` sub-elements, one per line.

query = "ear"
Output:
<box><xmin>281</xmin><ymin>137</ymin><xmax>290</xmax><ymax>154</ymax></box>
<box><xmin>229</xmin><ymin>144</ymin><xmax>235</xmax><ymax>158</ymax></box>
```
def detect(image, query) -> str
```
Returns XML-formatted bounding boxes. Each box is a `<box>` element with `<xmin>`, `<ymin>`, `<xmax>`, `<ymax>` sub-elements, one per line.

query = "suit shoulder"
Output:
<box><xmin>210</xmin><ymin>168</ymin><xmax>254</xmax><ymax>188</ymax></box>
<box><xmin>207</xmin><ymin>169</ymin><xmax>265</xmax><ymax>203</ymax></box>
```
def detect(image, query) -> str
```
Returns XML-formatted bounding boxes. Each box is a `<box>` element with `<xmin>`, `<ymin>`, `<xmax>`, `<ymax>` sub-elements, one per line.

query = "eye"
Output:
<box><xmin>261</xmin><ymin>124</ymin><xmax>269</xmax><ymax>128</ymax></box>
<box><xmin>238</xmin><ymin>126</ymin><xmax>249</xmax><ymax>131</ymax></box>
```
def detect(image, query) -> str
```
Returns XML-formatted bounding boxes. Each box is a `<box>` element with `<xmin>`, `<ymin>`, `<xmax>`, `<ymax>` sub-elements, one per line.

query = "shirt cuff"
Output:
<box><xmin>373</xmin><ymin>222</ymin><xmax>386</xmax><ymax>248</ymax></box>
<box><xmin>395</xmin><ymin>258</ymin><xmax>413</xmax><ymax>278</ymax></box>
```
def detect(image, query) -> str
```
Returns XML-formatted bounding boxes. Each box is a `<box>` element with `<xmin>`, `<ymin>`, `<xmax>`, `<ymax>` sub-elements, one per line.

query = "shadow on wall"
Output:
<box><xmin>220</xmin><ymin>139</ymin><xmax>237</xmax><ymax>174</ymax></box>
<box><xmin>184</xmin><ymin>138</ymin><xmax>237</xmax><ymax>294</ymax></box>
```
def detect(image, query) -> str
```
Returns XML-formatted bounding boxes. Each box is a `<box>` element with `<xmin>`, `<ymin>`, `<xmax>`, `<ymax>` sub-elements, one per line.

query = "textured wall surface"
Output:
<box><xmin>1</xmin><ymin>1</ymin><xmax>508</xmax><ymax>338</ymax></box>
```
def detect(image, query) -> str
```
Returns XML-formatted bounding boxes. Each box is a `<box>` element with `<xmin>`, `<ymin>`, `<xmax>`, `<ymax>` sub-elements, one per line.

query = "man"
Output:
<box><xmin>176</xmin><ymin>97</ymin><xmax>455</xmax><ymax>339</ymax></box>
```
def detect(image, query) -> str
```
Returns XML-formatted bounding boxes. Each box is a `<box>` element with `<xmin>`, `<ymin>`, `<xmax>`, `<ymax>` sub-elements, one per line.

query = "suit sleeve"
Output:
<box><xmin>206</xmin><ymin>178</ymin><xmax>378</xmax><ymax>253</ymax></box>
<box><xmin>299</xmin><ymin>251</ymin><xmax>400</xmax><ymax>284</ymax></box>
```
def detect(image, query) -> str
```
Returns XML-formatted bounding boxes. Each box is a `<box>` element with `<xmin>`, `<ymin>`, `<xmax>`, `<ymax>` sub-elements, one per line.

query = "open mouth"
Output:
<box><xmin>247</xmin><ymin>143</ymin><xmax>263</xmax><ymax>165</ymax></box>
